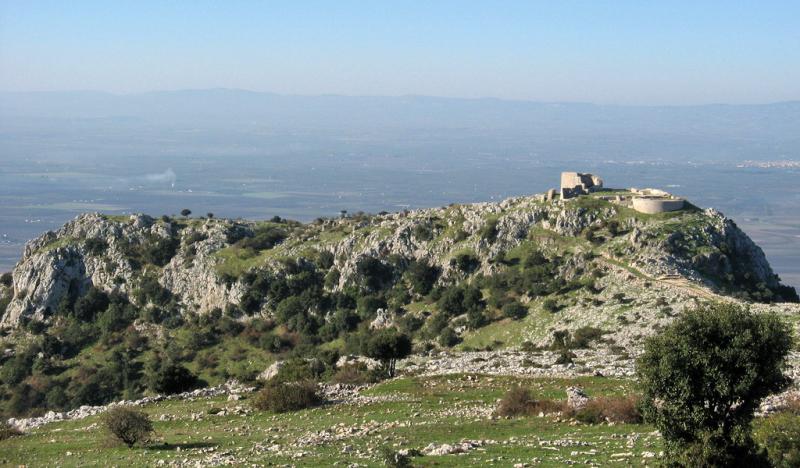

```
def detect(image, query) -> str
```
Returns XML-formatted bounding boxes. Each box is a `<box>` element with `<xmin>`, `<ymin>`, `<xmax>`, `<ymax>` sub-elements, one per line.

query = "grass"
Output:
<box><xmin>212</xmin><ymin>245</ymin><xmax>278</xmax><ymax>277</ymax></box>
<box><xmin>36</xmin><ymin>236</ymin><xmax>78</xmax><ymax>254</ymax></box>
<box><xmin>0</xmin><ymin>375</ymin><xmax>661</xmax><ymax>467</ymax></box>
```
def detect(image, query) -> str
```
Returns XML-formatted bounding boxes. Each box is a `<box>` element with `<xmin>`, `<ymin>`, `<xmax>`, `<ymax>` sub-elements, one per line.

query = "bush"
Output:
<box><xmin>379</xmin><ymin>446</ymin><xmax>413</xmax><ymax>468</ymax></box>
<box><xmin>148</xmin><ymin>361</ymin><xmax>197</xmax><ymax>395</ymax></box>
<box><xmin>273</xmin><ymin>358</ymin><xmax>325</xmax><ymax>383</ymax></box>
<box><xmin>405</xmin><ymin>260</ymin><xmax>439</xmax><ymax>295</ymax></box>
<box><xmin>637</xmin><ymin>303</ymin><xmax>792</xmax><ymax>464</ymax></box>
<box><xmin>502</xmin><ymin>301</ymin><xmax>528</xmax><ymax>319</ymax></box>
<box><xmin>0</xmin><ymin>421</ymin><xmax>21</xmax><ymax>441</ymax></box>
<box><xmin>73</xmin><ymin>287</ymin><xmax>110</xmax><ymax>321</ymax></box>
<box><xmin>237</xmin><ymin>226</ymin><xmax>286</xmax><ymax>251</ymax></box>
<box><xmin>0</xmin><ymin>272</ymin><xmax>12</xmax><ymax>287</ymax></box>
<box><xmin>251</xmin><ymin>381</ymin><xmax>321</xmax><ymax>413</ymax></box>
<box><xmin>101</xmin><ymin>407</ymin><xmax>153</xmax><ymax>447</ymax></box>
<box><xmin>452</xmin><ymin>252</ymin><xmax>480</xmax><ymax>274</ymax></box>
<box><xmin>571</xmin><ymin>326</ymin><xmax>606</xmax><ymax>348</ymax></box>
<box><xmin>331</xmin><ymin>363</ymin><xmax>381</xmax><ymax>385</ymax></box>
<box><xmin>572</xmin><ymin>396</ymin><xmax>642</xmax><ymax>424</ymax></box>
<box><xmin>755</xmin><ymin>412</ymin><xmax>800</xmax><ymax>468</ymax></box>
<box><xmin>143</xmin><ymin>237</ymin><xmax>179</xmax><ymax>267</ymax></box>
<box><xmin>496</xmin><ymin>386</ymin><xmax>564</xmax><ymax>417</ymax></box>
<box><xmin>480</xmin><ymin>218</ymin><xmax>499</xmax><ymax>242</ymax></box>
<box><xmin>356</xmin><ymin>256</ymin><xmax>395</xmax><ymax>291</ymax></box>
<box><xmin>438</xmin><ymin>327</ymin><xmax>460</xmax><ymax>347</ymax></box>
<box><xmin>84</xmin><ymin>237</ymin><xmax>108</xmax><ymax>255</ymax></box>
<box><xmin>542</xmin><ymin>298</ymin><xmax>559</xmax><ymax>313</ymax></box>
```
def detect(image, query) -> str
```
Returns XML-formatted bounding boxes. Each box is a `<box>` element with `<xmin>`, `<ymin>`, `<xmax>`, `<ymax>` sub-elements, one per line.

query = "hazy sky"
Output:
<box><xmin>1</xmin><ymin>1</ymin><xmax>799</xmax><ymax>104</ymax></box>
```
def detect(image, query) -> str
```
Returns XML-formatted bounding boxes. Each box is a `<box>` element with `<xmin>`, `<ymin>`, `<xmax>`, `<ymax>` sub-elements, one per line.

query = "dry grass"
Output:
<box><xmin>496</xmin><ymin>386</ymin><xmax>566</xmax><ymax>417</ymax></box>
<box><xmin>0</xmin><ymin>421</ymin><xmax>22</xmax><ymax>441</ymax></box>
<box><xmin>331</xmin><ymin>363</ymin><xmax>381</xmax><ymax>385</ymax></box>
<box><xmin>780</xmin><ymin>394</ymin><xmax>800</xmax><ymax>415</ymax></box>
<box><xmin>570</xmin><ymin>396</ymin><xmax>643</xmax><ymax>424</ymax></box>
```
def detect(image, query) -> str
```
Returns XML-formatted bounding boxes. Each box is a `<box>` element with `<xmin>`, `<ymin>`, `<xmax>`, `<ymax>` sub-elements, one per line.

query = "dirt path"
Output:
<box><xmin>597</xmin><ymin>252</ymin><xmax>725</xmax><ymax>302</ymax></box>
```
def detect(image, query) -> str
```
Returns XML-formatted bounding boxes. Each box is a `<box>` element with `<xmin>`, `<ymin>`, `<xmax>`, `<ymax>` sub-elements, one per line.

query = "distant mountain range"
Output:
<box><xmin>2</xmin><ymin>89</ymin><xmax>799</xmax><ymax>138</ymax></box>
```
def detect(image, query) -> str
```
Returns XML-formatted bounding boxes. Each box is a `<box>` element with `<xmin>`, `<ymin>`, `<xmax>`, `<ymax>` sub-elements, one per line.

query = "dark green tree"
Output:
<box><xmin>637</xmin><ymin>303</ymin><xmax>792</xmax><ymax>466</ymax></box>
<box><xmin>361</xmin><ymin>329</ymin><xmax>412</xmax><ymax>377</ymax></box>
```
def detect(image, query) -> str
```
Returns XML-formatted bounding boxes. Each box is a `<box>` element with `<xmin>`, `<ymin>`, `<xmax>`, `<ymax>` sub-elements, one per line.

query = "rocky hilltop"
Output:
<box><xmin>1</xmin><ymin>188</ymin><xmax>800</xmax><ymax>435</ymax></box>
<box><xmin>1</xmin><ymin>191</ymin><xmax>796</xmax><ymax>330</ymax></box>
<box><xmin>0</xmin><ymin>191</ymin><xmax>792</xmax><ymax>327</ymax></box>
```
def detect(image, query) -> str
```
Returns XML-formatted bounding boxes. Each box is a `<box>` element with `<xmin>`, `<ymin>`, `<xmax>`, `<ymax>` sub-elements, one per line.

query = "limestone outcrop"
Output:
<box><xmin>0</xmin><ymin>192</ymin><xmax>795</xmax><ymax>329</ymax></box>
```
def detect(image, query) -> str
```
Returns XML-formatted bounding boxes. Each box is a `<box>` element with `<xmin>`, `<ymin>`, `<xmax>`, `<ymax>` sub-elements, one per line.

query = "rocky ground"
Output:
<box><xmin>1</xmin><ymin>373</ymin><xmax>665</xmax><ymax>467</ymax></box>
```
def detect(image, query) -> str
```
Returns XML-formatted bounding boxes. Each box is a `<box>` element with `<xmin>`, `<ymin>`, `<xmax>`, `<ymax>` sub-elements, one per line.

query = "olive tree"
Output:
<box><xmin>637</xmin><ymin>303</ymin><xmax>792</xmax><ymax>466</ymax></box>
<box><xmin>361</xmin><ymin>328</ymin><xmax>412</xmax><ymax>377</ymax></box>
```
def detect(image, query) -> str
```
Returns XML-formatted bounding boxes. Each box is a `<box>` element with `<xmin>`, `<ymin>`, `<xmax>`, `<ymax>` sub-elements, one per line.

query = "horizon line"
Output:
<box><xmin>1</xmin><ymin>88</ymin><xmax>798</xmax><ymax>108</ymax></box>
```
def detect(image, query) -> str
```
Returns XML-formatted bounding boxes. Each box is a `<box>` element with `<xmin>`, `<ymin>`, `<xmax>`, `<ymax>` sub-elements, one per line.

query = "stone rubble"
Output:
<box><xmin>6</xmin><ymin>380</ymin><xmax>253</xmax><ymax>432</ymax></box>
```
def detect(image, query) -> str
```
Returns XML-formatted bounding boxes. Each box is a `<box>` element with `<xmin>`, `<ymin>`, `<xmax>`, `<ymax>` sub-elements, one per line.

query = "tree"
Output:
<box><xmin>101</xmin><ymin>407</ymin><xmax>153</xmax><ymax>447</ymax></box>
<box><xmin>147</xmin><ymin>358</ymin><xmax>197</xmax><ymax>395</ymax></box>
<box><xmin>361</xmin><ymin>329</ymin><xmax>412</xmax><ymax>377</ymax></box>
<box><xmin>180</xmin><ymin>209</ymin><xmax>191</xmax><ymax>217</ymax></box>
<box><xmin>637</xmin><ymin>303</ymin><xmax>792</xmax><ymax>465</ymax></box>
<box><xmin>405</xmin><ymin>260</ymin><xmax>439</xmax><ymax>295</ymax></box>
<box><xmin>206</xmin><ymin>212</ymin><xmax>214</xmax><ymax>219</ymax></box>
<box><xmin>73</xmin><ymin>287</ymin><xmax>110</xmax><ymax>321</ymax></box>
<box><xmin>355</xmin><ymin>256</ymin><xmax>394</xmax><ymax>292</ymax></box>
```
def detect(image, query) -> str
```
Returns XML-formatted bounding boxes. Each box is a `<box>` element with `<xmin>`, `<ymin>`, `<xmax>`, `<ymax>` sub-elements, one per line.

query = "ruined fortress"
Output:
<box><xmin>555</xmin><ymin>171</ymin><xmax>685</xmax><ymax>214</ymax></box>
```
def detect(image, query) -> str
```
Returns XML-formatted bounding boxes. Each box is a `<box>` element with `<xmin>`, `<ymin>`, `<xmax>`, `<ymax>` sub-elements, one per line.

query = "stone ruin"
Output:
<box><xmin>560</xmin><ymin>172</ymin><xmax>604</xmax><ymax>199</ymax></box>
<box><xmin>552</xmin><ymin>171</ymin><xmax>685</xmax><ymax>214</ymax></box>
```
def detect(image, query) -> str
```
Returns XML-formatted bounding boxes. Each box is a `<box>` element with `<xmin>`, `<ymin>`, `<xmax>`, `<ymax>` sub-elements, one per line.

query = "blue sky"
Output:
<box><xmin>1</xmin><ymin>1</ymin><xmax>798</xmax><ymax>104</ymax></box>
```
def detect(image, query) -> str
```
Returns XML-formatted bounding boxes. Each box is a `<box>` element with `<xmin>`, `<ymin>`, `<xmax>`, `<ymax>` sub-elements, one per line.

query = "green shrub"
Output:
<box><xmin>480</xmin><ymin>218</ymin><xmax>499</xmax><ymax>242</ymax></box>
<box><xmin>251</xmin><ymin>381</ymin><xmax>321</xmax><ymax>413</ymax></box>
<box><xmin>571</xmin><ymin>327</ymin><xmax>606</xmax><ymax>348</ymax></box>
<box><xmin>273</xmin><ymin>358</ymin><xmax>325</xmax><ymax>383</ymax></box>
<box><xmin>412</xmin><ymin>223</ymin><xmax>434</xmax><ymax>241</ymax></box>
<box><xmin>148</xmin><ymin>361</ymin><xmax>197</xmax><ymax>395</ymax></box>
<box><xmin>143</xmin><ymin>236</ymin><xmax>179</xmax><ymax>267</ymax></box>
<box><xmin>438</xmin><ymin>327</ymin><xmax>460</xmax><ymax>347</ymax></box>
<box><xmin>237</xmin><ymin>226</ymin><xmax>286</xmax><ymax>251</ymax></box>
<box><xmin>356</xmin><ymin>256</ymin><xmax>395</xmax><ymax>291</ymax></box>
<box><xmin>542</xmin><ymin>298</ymin><xmax>559</xmax><ymax>313</ymax></box>
<box><xmin>379</xmin><ymin>446</ymin><xmax>413</xmax><ymax>467</ymax></box>
<box><xmin>84</xmin><ymin>238</ymin><xmax>108</xmax><ymax>255</ymax></box>
<box><xmin>405</xmin><ymin>260</ymin><xmax>439</xmax><ymax>295</ymax></box>
<box><xmin>502</xmin><ymin>301</ymin><xmax>528</xmax><ymax>319</ymax></box>
<box><xmin>755</xmin><ymin>412</ymin><xmax>800</xmax><ymax>468</ymax></box>
<box><xmin>73</xmin><ymin>287</ymin><xmax>110</xmax><ymax>321</ymax></box>
<box><xmin>0</xmin><ymin>272</ymin><xmax>12</xmax><ymax>287</ymax></box>
<box><xmin>637</xmin><ymin>303</ymin><xmax>792</xmax><ymax>465</ymax></box>
<box><xmin>452</xmin><ymin>252</ymin><xmax>480</xmax><ymax>274</ymax></box>
<box><xmin>101</xmin><ymin>407</ymin><xmax>153</xmax><ymax>447</ymax></box>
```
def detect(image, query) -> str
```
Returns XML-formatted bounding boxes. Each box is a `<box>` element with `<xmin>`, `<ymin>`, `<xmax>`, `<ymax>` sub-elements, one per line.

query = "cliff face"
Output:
<box><xmin>1</xmin><ymin>213</ymin><xmax>245</xmax><ymax>327</ymax></box>
<box><xmin>0</xmin><ymin>193</ymin><xmax>794</xmax><ymax>328</ymax></box>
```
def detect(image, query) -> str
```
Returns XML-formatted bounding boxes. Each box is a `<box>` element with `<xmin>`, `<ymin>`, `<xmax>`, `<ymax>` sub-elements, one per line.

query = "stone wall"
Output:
<box><xmin>559</xmin><ymin>172</ymin><xmax>603</xmax><ymax>199</ymax></box>
<box><xmin>632</xmin><ymin>197</ymin><xmax>685</xmax><ymax>214</ymax></box>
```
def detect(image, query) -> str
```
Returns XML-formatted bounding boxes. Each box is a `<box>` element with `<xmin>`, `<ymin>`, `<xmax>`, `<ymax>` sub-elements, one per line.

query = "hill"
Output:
<box><xmin>0</xmin><ymin>188</ymin><xmax>799</xmax><ymax>465</ymax></box>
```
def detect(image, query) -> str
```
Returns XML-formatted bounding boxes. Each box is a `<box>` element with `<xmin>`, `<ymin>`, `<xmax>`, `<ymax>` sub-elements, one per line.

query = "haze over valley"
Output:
<box><xmin>2</xmin><ymin>91</ymin><xmax>799</xmax><ymax>288</ymax></box>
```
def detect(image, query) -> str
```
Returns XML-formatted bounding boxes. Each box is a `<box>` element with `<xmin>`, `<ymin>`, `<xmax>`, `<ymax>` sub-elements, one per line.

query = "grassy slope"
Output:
<box><xmin>0</xmin><ymin>375</ymin><xmax>661</xmax><ymax>467</ymax></box>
